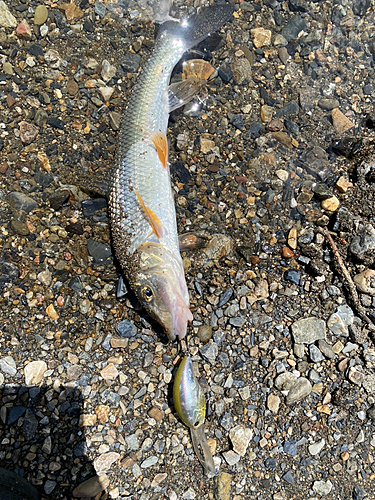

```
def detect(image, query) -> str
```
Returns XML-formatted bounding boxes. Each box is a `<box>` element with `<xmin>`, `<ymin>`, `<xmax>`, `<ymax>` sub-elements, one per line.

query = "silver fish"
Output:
<box><xmin>109</xmin><ymin>4</ymin><xmax>233</xmax><ymax>340</ymax></box>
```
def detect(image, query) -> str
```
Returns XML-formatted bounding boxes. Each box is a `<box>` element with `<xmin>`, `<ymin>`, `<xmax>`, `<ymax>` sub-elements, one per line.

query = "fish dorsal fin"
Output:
<box><xmin>168</xmin><ymin>77</ymin><xmax>207</xmax><ymax>112</ymax></box>
<box><xmin>151</xmin><ymin>131</ymin><xmax>168</xmax><ymax>168</ymax></box>
<box><xmin>135</xmin><ymin>190</ymin><xmax>164</xmax><ymax>239</ymax></box>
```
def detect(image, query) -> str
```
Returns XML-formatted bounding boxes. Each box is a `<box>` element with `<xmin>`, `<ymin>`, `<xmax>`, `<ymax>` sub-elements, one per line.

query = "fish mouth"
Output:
<box><xmin>170</xmin><ymin>302</ymin><xmax>193</xmax><ymax>341</ymax></box>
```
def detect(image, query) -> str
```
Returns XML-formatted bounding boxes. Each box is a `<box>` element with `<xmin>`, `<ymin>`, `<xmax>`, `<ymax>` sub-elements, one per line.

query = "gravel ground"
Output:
<box><xmin>1</xmin><ymin>0</ymin><xmax>375</xmax><ymax>499</ymax></box>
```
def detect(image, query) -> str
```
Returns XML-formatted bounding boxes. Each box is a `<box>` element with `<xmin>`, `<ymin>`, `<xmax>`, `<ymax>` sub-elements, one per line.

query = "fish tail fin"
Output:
<box><xmin>159</xmin><ymin>4</ymin><xmax>234</xmax><ymax>51</ymax></box>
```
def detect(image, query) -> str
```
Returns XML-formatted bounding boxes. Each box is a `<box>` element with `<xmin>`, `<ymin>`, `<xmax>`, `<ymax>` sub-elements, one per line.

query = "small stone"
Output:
<box><xmin>267</xmin><ymin>394</ymin><xmax>281</xmax><ymax>413</ymax></box>
<box><xmin>34</xmin><ymin>5</ymin><xmax>48</xmax><ymax>25</ymax></box>
<box><xmin>2</xmin><ymin>62</ymin><xmax>13</xmax><ymax>74</ymax></box>
<box><xmin>353</xmin><ymin>269</ymin><xmax>375</xmax><ymax>295</ymax></box>
<box><xmin>352</xmin><ymin>484</ymin><xmax>365</xmax><ymax>500</ymax></box>
<box><xmin>0</xmin><ymin>0</ymin><xmax>17</xmax><ymax>28</ymax></box>
<box><xmin>230</xmin><ymin>58</ymin><xmax>252</xmax><ymax>85</ymax></box>
<box><xmin>95</xmin><ymin>405</ymin><xmax>110</xmax><ymax>424</ymax></box>
<box><xmin>327</xmin><ymin>305</ymin><xmax>354</xmax><ymax>336</ymax></box>
<box><xmin>24</xmin><ymin>360</ymin><xmax>47</xmax><ymax>386</ymax></box>
<box><xmin>313</xmin><ymin>480</ymin><xmax>333</xmax><ymax>496</ymax></box>
<box><xmin>321</xmin><ymin>195</ymin><xmax>340</xmax><ymax>211</ymax></box>
<box><xmin>44</xmin><ymin>481</ymin><xmax>56</xmax><ymax>495</ymax></box>
<box><xmin>229</xmin><ymin>425</ymin><xmax>253</xmax><ymax>456</ymax></box>
<box><xmin>200</xmin><ymin>136</ymin><xmax>215</xmax><ymax>153</ymax></box>
<box><xmin>16</xmin><ymin>19</ymin><xmax>32</xmax><ymax>40</ymax></box>
<box><xmin>348</xmin><ymin>366</ymin><xmax>365</xmax><ymax>386</ymax></box>
<box><xmin>291</xmin><ymin>317</ymin><xmax>326</xmax><ymax>344</ymax></box>
<box><xmin>318</xmin><ymin>98</ymin><xmax>339</xmax><ymax>110</ymax></box>
<box><xmin>274</xmin><ymin>372</ymin><xmax>299</xmax><ymax>391</ymax></box>
<box><xmin>148</xmin><ymin>406</ymin><xmax>163</xmax><ymax>421</ymax></box>
<box><xmin>317</xmin><ymin>340</ymin><xmax>336</xmax><ymax>359</ymax></box>
<box><xmin>141</xmin><ymin>456</ymin><xmax>158</xmax><ymax>468</ymax></box>
<box><xmin>94</xmin><ymin>452</ymin><xmax>120</xmax><ymax>474</ymax></box>
<box><xmin>99</xmin><ymin>86</ymin><xmax>114</xmax><ymax>101</ymax></box>
<box><xmin>200</xmin><ymin>341</ymin><xmax>218</xmax><ymax>364</ymax></box>
<box><xmin>46</xmin><ymin>304</ymin><xmax>59</xmax><ymax>320</ymax></box>
<box><xmin>282</xmin><ymin>471</ymin><xmax>294</xmax><ymax>485</ymax></box>
<box><xmin>109</xmin><ymin>111</ymin><xmax>121</xmax><ymax>131</ymax></box>
<box><xmin>336</xmin><ymin>176</ymin><xmax>353</xmax><ymax>193</ymax></box>
<box><xmin>309</xmin><ymin>345</ymin><xmax>325</xmax><ymax>363</ymax></box>
<box><xmin>10</xmin><ymin>220</ymin><xmax>29</xmax><ymax>236</ymax></box>
<box><xmin>281</xmin><ymin>14</ymin><xmax>307</xmax><ymax>41</ymax></box>
<box><xmin>197</xmin><ymin>325</ymin><xmax>212</xmax><ymax>343</ymax></box>
<box><xmin>214</xmin><ymin>472</ymin><xmax>232</xmax><ymax>500</ymax></box>
<box><xmin>101</xmin><ymin>60</ymin><xmax>117</xmax><ymax>82</ymax></box>
<box><xmin>19</xmin><ymin>121</ymin><xmax>39</xmax><ymax>145</ymax></box>
<box><xmin>0</xmin><ymin>356</ymin><xmax>17</xmax><ymax>376</ymax></box>
<box><xmin>308</xmin><ymin>438</ymin><xmax>325</xmax><ymax>455</ymax></box>
<box><xmin>286</xmin><ymin>377</ymin><xmax>312</xmax><ymax>405</ymax></box>
<box><xmin>350</xmin><ymin>224</ymin><xmax>375</xmax><ymax>265</ymax></box>
<box><xmin>79</xmin><ymin>414</ymin><xmax>97</xmax><ymax>426</ymax></box>
<box><xmin>288</xmin><ymin>227</ymin><xmax>298</xmax><ymax>249</ymax></box>
<box><xmin>73</xmin><ymin>475</ymin><xmax>109</xmax><ymax>498</ymax></box>
<box><xmin>250</xmin><ymin>27</ymin><xmax>272</xmax><ymax>48</ymax></box>
<box><xmin>281</xmin><ymin>247</ymin><xmax>294</xmax><ymax>258</ymax></box>
<box><xmin>260</xmin><ymin>105</ymin><xmax>273</xmax><ymax>123</ymax></box>
<box><xmin>332</xmin><ymin>108</ymin><xmax>354</xmax><ymax>134</ymax></box>
<box><xmin>222</xmin><ymin>450</ymin><xmax>241</xmax><ymax>466</ymax></box>
<box><xmin>116</xmin><ymin>320</ymin><xmax>137</xmax><ymax>338</ymax></box>
<box><xmin>100</xmin><ymin>363</ymin><xmax>119</xmax><ymax>381</ymax></box>
<box><xmin>121</xmin><ymin>53</ymin><xmax>141</xmax><ymax>73</ymax></box>
<box><xmin>151</xmin><ymin>473</ymin><xmax>167</xmax><ymax>488</ymax></box>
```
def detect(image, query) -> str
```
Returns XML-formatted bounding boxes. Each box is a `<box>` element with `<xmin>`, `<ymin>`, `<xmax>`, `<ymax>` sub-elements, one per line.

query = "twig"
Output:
<box><xmin>317</xmin><ymin>227</ymin><xmax>375</xmax><ymax>338</ymax></box>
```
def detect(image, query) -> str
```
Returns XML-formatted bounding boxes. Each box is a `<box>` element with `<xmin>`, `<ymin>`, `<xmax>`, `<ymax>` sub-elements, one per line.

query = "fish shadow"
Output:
<box><xmin>0</xmin><ymin>382</ymin><xmax>96</xmax><ymax>500</ymax></box>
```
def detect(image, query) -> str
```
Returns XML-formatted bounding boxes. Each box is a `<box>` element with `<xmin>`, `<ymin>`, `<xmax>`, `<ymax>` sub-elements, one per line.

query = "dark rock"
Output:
<box><xmin>312</xmin><ymin>183</ymin><xmax>332</xmax><ymax>199</ymax></box>
<box><xmin>284</xmin><ymin>269</ymin><xmax>300</xmax><ymax>285</ymax></box>
<box><xmin>283</xmin><ymin>440</ymin><xmax>297</xmax><ymax>456</ymax></box>
<box><xmin>318</xmin><ymin>98</ymin><xmax>339</xmax><ymax>110</ymax></box>
<box><xmin>121</xmin><ymin>53</ymin><xmax>141</xmax><ymax>73</ymax></box>
<box><xmin>243</xmin><ymin>122</ymin><xmax>264</xmax><ymax>140</ymax></box>
<box><xmin>298</xmin><ymin>146</ymin><xmax>331</xmax><ymax>181</ymax></box>
<box><xmin>172</xmin><ymin>161</ymin><xmax>192</xmax><ymax>184</ymax></box>
<box><xmin>282</xmin><ymin>471</ymin><xmax>294</xmax><ymax>485</ymax></box>
<box><xmin>7</xmin><ymin>192</ymin><xmax>38</xmax><ymax>213</ymax></box>
<box><xmin>318</xmin><ymin>340</ymin><xmax>336</xmax><ymax>359</ymax></box>
<box><xmin>367</xmin><ymin>405</ymin><xmax>375</xmax><ymax>420</ymax></box>
<box><xmin>87</xmin><ymin>239</ymin><xmax>112</xmax><ymax>264</ymax></box>
<box><xmin>83</xmin><ymin>20</ymin><xmax>94</xmax><ymax>32</ymax></box>
<box><xmin>352</xmin><ymin>483</ymin><xmax>365</xmax><ymax>500</ymax></box>
<box><xmin>265</xmin><ymin>458</ymin><xmax>277</xmax><ymax>469</ymax></box>
<box><xmin>49</xmin><ymin>190</ymin><xmax>70</xmax><ymax>210</ymax></box>
<box><xmin>47</xmin><ymin>116</ymin><xmax>65</xmax><ymax>129</ymax></box>
<box><xmin>27</xmin><ymin>44</ymin><xmax>44</xmax><ymax>57</ymax></box>
<box><xmin>309</xmin><ymin>345</ymin><xmax>325</xmax><ymax>363</ymax></box>
<box><xmin>281</xmin><ymin>15</ymin><xmax>307</xmax><ymax>42</ymax></box>
<box><xmin>352</xmin><ymin>0</ymin><xmax>370</xmax><ymax>16</ymax></box>
<box><xmin>230</xmin><ymin>113</ymin><xmax>244</xmax><ymax>130</ymax></box>
<box><xmin>0</xmin><ymin>261</ymin><xmax>19</xmax><ymax>284</ymax></box>
<box><xmin>82</xmin><ymin>198</ymin><xmax>107</xmax><ymax>217</ymax></box>
<box><xmin>218</xmin><ymin>64</ymin><xmax>233</xmax><ymax>82</ymax></box>
<box><xmin>284</xmin><ymin>119</ymin><xmax>299</xmax><ymax>136</ymax></box>
<box><xmin>218</xmin><ymin>288</ymin><xmax>233</xmax><ymax>307</ymax></box>
<box><xmin>289</xmin><ymin>0</ymin><xmax>308</xmax><ymax>12</ymax></box>
<box><xmin>66</xmin><ymin>222</ymin><xmax>84</xmax><ymax>235</ymax></box>
<box><xmin>23</xmin><ymin>409</ymin><xmax>38</xmax><ymax>440</ymax></box>
<box><xmin>10</xmin><ymin>220</ymin><xmax>30</xmax><ymax>236</ymax></box>
<box><xmin>68</xmin><ymin>276</ymin><xmax>82</xmax><ymax>293</ymax></box>
<box><xmin>350</xmin><ymin>224</ymin><xmax>375</xmax><ymax>265</ymax></box>
<box><xmin>34</xmin><ymin>109</ymin><xmax>48</xmax><ymax>127</ymax></box>
<box><xmin>7</xmin><ymin>405</ymin><xmax>27</xmax><ymax>425</ymax></box>
<box><xmin>35</xmin><ymin>171</ymin><xmax>53</xmax><ymax>187</ymax></box>
<box><xmin>363</xmin><ymin>84</ymin><xmax>372</xmax><ymax>95</ymax></box>
<box><xmin>116</xmin><ymin>320</ymin><xmax>137</xmax><ymax>338</ymax></box>
<box><xmin>73</xmin><ymin>441</ymin><xmax>87</xmax><ymax>457</ymax></box>
<box><xmin>275</xmin><ymin>100</ymin><xmax>299</xmax><ymax>118</ymax></box>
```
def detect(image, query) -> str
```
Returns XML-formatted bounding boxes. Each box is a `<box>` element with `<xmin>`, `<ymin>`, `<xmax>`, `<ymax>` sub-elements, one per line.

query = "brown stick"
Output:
<box><xmin>317</xmin><ymin>227</ymin><xmax>375</xmax><ymax>337</ymax></box>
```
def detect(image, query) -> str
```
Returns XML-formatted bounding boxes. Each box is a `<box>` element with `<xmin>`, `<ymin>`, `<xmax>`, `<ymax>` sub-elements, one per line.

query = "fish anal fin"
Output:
<box><xmin>152</xmin><ymin>131</ymin><xmax>168</xmax><ymax>168</ymax></box>
<box><xmin>135</xmin><ymin>190</ymin><xmax>164</xmax><ymax>239</ymax></box>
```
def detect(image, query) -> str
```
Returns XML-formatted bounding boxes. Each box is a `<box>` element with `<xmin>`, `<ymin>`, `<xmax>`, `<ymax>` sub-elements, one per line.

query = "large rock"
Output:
<box><xmin>291</xmin><ymin>317</ymin><xmax>326</xmax><ymax>344</ymax></box>
<box><xmin>350</xmin><ymin>223</ymin><xmax>375</xmax><ymax>265</ymax></box>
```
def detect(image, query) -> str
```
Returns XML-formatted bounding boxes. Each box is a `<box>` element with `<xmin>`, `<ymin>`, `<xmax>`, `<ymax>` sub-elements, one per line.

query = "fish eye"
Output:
<box><xmin>141</xmin><ymin>286</ymin><xmax>153</xmax><ymax>302</ymax></box>
<box><xmin>194</xmin><ymin>420</ymin><xmax>200</xmax><ymax>427</ymax></box>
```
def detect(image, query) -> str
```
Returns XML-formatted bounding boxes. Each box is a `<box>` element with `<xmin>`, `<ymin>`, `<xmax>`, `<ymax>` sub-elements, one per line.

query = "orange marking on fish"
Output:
<box><xmin>152</xmin><ymin>130</ymin><xmax>168</xmax><ymax>168</ymax></box>
<box><xmin>135</xmin><ymin>190</ymin><xmax>164</xmax><ymax>239</ymax></box>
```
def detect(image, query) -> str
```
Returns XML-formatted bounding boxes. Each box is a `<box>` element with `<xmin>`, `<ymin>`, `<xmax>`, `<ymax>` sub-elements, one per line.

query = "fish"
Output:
<box><xmin>109</xmin><ymin>4</ymin><xmax>234</xmax><ymax>340</ymax></box>
<box><xmin>173</xmin><ymin>355</ymin><xmax>215</xmax><ymax>472</ymax></box>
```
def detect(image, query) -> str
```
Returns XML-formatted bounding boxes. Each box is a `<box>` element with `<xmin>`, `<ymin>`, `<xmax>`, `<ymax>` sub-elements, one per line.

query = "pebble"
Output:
<box><xmin>121</xmin><ymin>53</ymin><xmax>141</xmax><ymax>73</ymax></box>
<box><xmin>222</xmin><ymin>450</ymin><xmax>241</xmax><ymax>466</ymax></box>
<box><xmin>288</xmin><ymin>227</ymin><xmax>298</xmax><ymax>249</ymax></box>
<box><xmin>19</xmin><ymin>121</ymin><xmax>39</xmax><ymax>145</ymax></box>
<box><xmin>350</xmin><ymin>223</ymin><xmax>375</xmax><ymax>265</ymax></box>
<box><xmin>197</xmin><ymin>325</ymin><xmax>212</xmax><ymax>343</ymax></box>
<box><xmin>348</xmin><ymin>366</ymin><xmax>365</xmax><ymax>386</ymax></box>
<box><xmin>0</xmin><ymin>0</ymin><xmax>17</xmax><ymax>27</ymax></box>
<box><xmin>317</xmin><ymin>340</ymin><xmax>336</xmax><ymax>359</ymax></box>
<box><xmin>336</xmin><ymin>176</ymin><xmax>353</xmax><ymax>193</ymax></box>
<box><xmin>101</xmin><ymin>60</ymin><xmax>117</xmax><ymax>82</ymax></box>
<box><xmin>34</xmin><ymin>5</ymin><xmax>48</xmax><ymax>25</ymax></box>
<box><xmin>327</xmin><ymin>305</ymin><xmax>354</xmax><ymax>336</ymax></box>
<box><xmin>100</xmin><ymin>363</ymin><xmax>119</xmax><ymax>381</ymax></box>
<box><xmin>282</xmin><ymin>470</ymin><xmax>294</xmax><ymax>485</ymax></box>
<box><xmin>353</xmin><ymin>269</ymin><xmax>375</xmax><ymax>295</ymax></box>
<box><xmin>332</xmin><ymin>108</ymin><xmax>354</xmax><ymax>134</ymax></box>
<box><xmin>313</xmin><ymin>480</ymin><xmax>333</xmax><ymax>496</ymax></box>
<box><xmin>229</xmin><ymin>425</ymin><xmax>253</xmax><ymax>456</ymax></box>
<box><xmin>267</xmin><ymin>394</ymin><xmax>281</xmax><ymax>413</ymax></box>
<box><xmin>309</xmin><ymin>345</ymin><xmax>325</xmax><ymax>363</ymax></box>
<box><xmin>250</xmin><ymin>27</ymin><xmax>272</xmax><ymax>48</ymax></box>
<box><xmin>16</xmin><ymin>20</ymin><xmax>32</xmax><ymax>40</ymax></box>
<box><xmin>321</xmin><ymin>195</ymin><xmax>340</xmax><ymax>211</ymax></box>
<box><xmin>109</xmin><ymin>111</ymin><xmax>122</xmax><ymax>131</ymax></box>
<box><xmin>94</xmin><ymin>452</ymin><xmax>120</xmax><ymax>474</ymax></box>
<box><xmin>73</xmin><ymin>475</ymin><xmax>110</xmax><ymax>498</ymax></box>
<box><xmin>141</xmin><ymin>455</ymin><xmax>158</xmax><ymax>468</ymax></box>
<box><xmin>214</xmin><ymin>472</ymin><xmax>232</xmax><ymax>500</ymax></box>
<box><xmin>308</xmin><ymin>438</ymin><xmax>325</xmax><ymax>456</ymax></box>
<box><xmin>281</xmin><ymin>14</ymin><xmax>307</xmax><ymax>41</ymax></box>
<box><xmin>275</xmin><ymin>372</ymin><xmax>299</xmax><ymax>391</ymax></box>
<box><xmin>286</xmin><ymin>377</ymin><xmax>312</xmax><ymax>404</ymax></box>
<box><xmin>200</xmin><ymin>341</ymin><xmax>218</xmax><ymax>364</ymax></box>
<box><xmin>352</xmin><ymin>484</ymin><xmax>365</xmax><ymax>500</ymax></box>
<box><xmin>291</xmin><ymin>317</ymin><xmax>326</xmax><ymax>344</ymax></box>
<box><xmin>0</xmin><ymin>356</ymin><xmax>17</xmax><ymax>376</ymax></box>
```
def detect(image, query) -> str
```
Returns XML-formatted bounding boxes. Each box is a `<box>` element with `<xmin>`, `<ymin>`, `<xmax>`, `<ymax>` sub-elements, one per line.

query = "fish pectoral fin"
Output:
<box><xmin>168</xmin><ymin>78</ymin><xmax>207</xmax><ymax>112</ymax></box>
<box><xmin>135</xmin><ymin>190</ymin><xmax>164</xmax><ymax>239</ymax></box>
<box><xmin>151</xmin><ymin>131</ymin><xmax>168</xmax><ymax>168</ymax></box>
<box><xmin>190</xmin><ymin>425</ymin><xmax>215</xmax><ymax>473</ymax></box>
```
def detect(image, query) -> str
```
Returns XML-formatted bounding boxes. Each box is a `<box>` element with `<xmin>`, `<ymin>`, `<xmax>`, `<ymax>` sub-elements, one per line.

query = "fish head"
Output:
<box><xmin>133</xmin><ymin>243</ymin><xmax>193</xmax><ymax>341</ymax></box>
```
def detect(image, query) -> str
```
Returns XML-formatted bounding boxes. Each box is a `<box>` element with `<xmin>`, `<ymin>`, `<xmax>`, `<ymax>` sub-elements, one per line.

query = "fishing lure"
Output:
<box><xmin>173</xmin><ymin>355</ymin><xmax>215</xmax><ymax>472</ymax></box>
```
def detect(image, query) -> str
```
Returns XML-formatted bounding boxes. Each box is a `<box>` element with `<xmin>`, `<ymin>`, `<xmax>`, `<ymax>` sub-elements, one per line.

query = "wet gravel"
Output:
<box><xmin>1</xmin><ymin>0</ymin><xmax>375</xmax><ymax>499</ymax></box>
